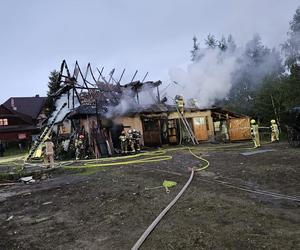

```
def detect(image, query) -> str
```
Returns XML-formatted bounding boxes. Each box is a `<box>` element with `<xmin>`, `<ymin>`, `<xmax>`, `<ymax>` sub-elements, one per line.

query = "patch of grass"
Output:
<box><xmin>68</xmin><ymin>165</ymin><xmax>110</xmax><ymax>176</ymax></box>
<box><xmin>0</xmin><ymin>154</ymin><xmax>26</xmax><ymax>163</ymax></box>
<box><xmin>1</xmin><ymin>147</ymin><xmax>27</xmax><ymax>157</ymax></box>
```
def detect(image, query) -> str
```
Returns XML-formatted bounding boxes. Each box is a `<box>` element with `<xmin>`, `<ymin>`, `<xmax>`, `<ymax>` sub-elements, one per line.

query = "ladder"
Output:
<box><xmin>26</xmin><ymin>103</ymin><xmax>67</xmax><ymax>161</ymax></box>
<box><xmin>176</xmin><ymin>107</ymin><xmax>199</xmax><ymax>145</ymax></box>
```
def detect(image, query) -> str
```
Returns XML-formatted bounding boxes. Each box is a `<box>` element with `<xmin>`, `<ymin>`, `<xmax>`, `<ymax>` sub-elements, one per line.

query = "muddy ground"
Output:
<box><xmin>0</xmin><ymin>142</ymin><xmax>299</xmax><ymax>250</ymax></box>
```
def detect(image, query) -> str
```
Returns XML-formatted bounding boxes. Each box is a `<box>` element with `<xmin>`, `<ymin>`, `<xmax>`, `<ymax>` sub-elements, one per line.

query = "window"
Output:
<box><xmin>194</xmin><ymin>117</ymin><xmax>205</xmax><ymax>125</ymax></box>
<box><xmin>0</xmin><ymin>119</ymin><xmax>8</xmax><ymax>126</ymax></box>
<box><xmin>168</xmin><ymin>119</ymin><xmax>176</xmax><ymax>129</ymax></box>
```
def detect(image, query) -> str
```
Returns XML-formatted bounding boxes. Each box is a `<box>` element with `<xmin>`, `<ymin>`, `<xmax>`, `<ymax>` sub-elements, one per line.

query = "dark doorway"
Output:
<box><xmin>110</xmin><ymin>124</ymin><xmax>124</xmax><ymax>149</ymax></box>
<box><xmin>142</xmin><ymin>118</ymin><xmax>162</xmax><ymax>146</ymax></box>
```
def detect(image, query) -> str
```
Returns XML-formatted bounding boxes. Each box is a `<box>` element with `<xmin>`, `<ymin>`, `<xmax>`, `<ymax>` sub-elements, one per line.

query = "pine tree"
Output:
<box><xmin>282</xmin><ymin>7</ymin><xmax>300</xmax><ymax>67</ymax></box>
<box><xmin>45</xmin><ymin>70</ymin><xmax>61</xmax><ymax>114</ymax></box>
<box><xmin>191</xmin><ymin>36</ymin><xmax>200</xmax><ymax>62</ymax></box>
<box><xmin>218</xmin><ymin>35</ymin><xmax>228</xmax><ymax>51</ymax></box>
<box><xmin>227</xmin><ymin>34</ymin><xmax>237</xmax><ymax>53</ymax></box>
<box><xmin>47</xmin><ymin>70</ymin><xmax>60</xmax><ymax>95</ymax></box>
<box><xmin>253</xmin><ymin>76</ymin><xmax>286</xmax><ymax>124</ymax></box>
<box><xmin>224</xmin><ymin>35</ymin><xmax>283</xmax><ymax>115</ymax></box>
<box><xmin>205</xmin><ymin>34</ymin><xmax>217</xmax><ymax>49</ymax></box>
<box><xmin>284</xmin><ymin>64</ymin><xmax>300</xmax><ymax>108</ymax></box>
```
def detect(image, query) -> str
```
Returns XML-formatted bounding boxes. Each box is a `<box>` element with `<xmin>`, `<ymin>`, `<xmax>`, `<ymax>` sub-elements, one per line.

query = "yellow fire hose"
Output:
<box><xmin>62</xmin><ymin>146</ymin><xmax>210</xmax><ymax>250</ymax></box>
<box><xmin>63</xmin><ymin>149</ymin><xmax>173</xmax><ymax>170</ymax></box>
<box><xmin>62</xmin><ymin>146</ymin><xmax>211</xmax><ymax>170</ymax></box>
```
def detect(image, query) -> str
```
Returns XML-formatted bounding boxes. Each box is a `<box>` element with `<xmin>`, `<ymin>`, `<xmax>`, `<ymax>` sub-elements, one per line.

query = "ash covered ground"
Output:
<box><xmin>0</xmin><ymin>142</ymin><xmax>299</xmax><ymax>250</ymax></box>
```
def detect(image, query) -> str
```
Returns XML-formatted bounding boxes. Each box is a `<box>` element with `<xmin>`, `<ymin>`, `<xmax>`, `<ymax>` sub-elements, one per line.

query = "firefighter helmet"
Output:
<box><xmin>271</xmin><ymin>119</ymin><xmax>276</xmax><ymax>124</ymax></box>
<box><xmin>250</xmin><ymin>119</ymin><xmax>256</xmax><ymax>124</ymax></box>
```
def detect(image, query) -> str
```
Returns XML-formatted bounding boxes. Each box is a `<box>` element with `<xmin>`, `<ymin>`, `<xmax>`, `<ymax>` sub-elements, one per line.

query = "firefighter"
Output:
<box><xmin>175</xmin><ymin>95</ymin><xmax>185</xmax><ymax>114</ymax></box>
<box><xmin>127</xmin><ymin>129</ymin><xmax>136</xmax><ymax>153</ymax></box>
<box><xmin>270</xmin><ymin>119</ymin><xmax>279</xmax><ymax>142</ymax></box>
<box><xmin>44</xmin><ymin>138</ymin><xmax>55</xmax><ymax>168</ymax></box>
<box><xmin>221</xmin><ymin>121</ymin><xmax>229</xmax><ymax>141</ymax></box>
<box><xmin>119</xmin><ymin>131</ymin><xmax>128</xmax><ymax>154</ymax></box>
<box><xmin>132</xmin><ymin>129</ymin><xmax>141</xmax><ymax>152</ymax></box>
<box><xmin>250</xmin><ymin>119</ymin><xmax>260</xmax><ymax>148</ymax></box>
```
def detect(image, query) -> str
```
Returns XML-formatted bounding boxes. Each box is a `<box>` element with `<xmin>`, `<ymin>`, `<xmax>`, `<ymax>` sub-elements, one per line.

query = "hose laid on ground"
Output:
<box><xmin>60</xmin><ymin>146</ymin><xmax>209</xmax><ymax>249</ymax></box>
<box><xmin>131</xmin><ymin>148</ymin><xmax>209</xmax><ymax>250</ymax></box>
<box><xmin>149</xmin><ymin>168</ymin><xmax>300</xmax><ymax>203</ymax></box>
<box><xmin>63</xmin><ymin>146</ymin><xmax>210</xmax><ymax>171</ymax></box>
<box><xmin>131</xmin><ymin>168</ymin><xmax>195</xmax><ymax>250</ymax></box>
<box><xmin>63</xmin><ymin>149</ymin><xmax>172</xmax><ymax>170</ymax></box>
<box><xmin>198</xmin><ymin>178</ymin><xmax>300</xmax><ymax>202</ymax></box>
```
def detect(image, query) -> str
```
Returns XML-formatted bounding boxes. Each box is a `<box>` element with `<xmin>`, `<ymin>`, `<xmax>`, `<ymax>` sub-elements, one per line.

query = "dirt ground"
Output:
<box><xmin>0</xmin><ymin>141</ymin><xmax>299</xmax><ymax>250</ymax></box>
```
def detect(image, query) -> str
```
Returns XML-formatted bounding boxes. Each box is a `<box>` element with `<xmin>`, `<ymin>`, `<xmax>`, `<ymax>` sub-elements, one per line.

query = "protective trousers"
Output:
<box><xmin>271</xmin><ymin>124</ymin><xmax>279</xmax><ymax>142</ymax></box>
<box><xmin>251</xmin><ymin>125</ymin><xmax>261</xmax><ymax>148</ymax></box>
<box><xmin>44</xmin><ymin>153</ymin><xmax>54</xmax><ymax>168</ymax></box>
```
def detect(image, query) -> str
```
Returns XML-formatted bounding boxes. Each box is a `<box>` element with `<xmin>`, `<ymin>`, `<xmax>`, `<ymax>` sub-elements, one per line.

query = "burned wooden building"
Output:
<box><xmin>111</xmin><ymin>104</ymin><xmax>251</xmax><ymax>147</ymax></box>
<box><xmin>30</xmin><ymin>60</ymin><xmax>250</xmax><ymax>160</ymax></box>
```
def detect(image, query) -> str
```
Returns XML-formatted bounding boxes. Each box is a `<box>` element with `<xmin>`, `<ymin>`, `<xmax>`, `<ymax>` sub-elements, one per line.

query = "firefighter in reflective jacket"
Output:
<box><xmin>127</xmin><ymin>129</ymin><xmax>136</xmax><ymax>153</ymax></box>
<box><xmin>175</xmin><ymin>95</ymin><xmax>185</xmax><ymax>114</ymax></box>
<box><xmin>270</xmin><ymin>119</ymin><xmax>279</xmax><ymax>142</ymax></box>
<box><xmin>250</xmin><ymin>119</ymin><xmax>260</xmax><ymax>148</ymax></box>
<box><xmin>119</xmin><ymin>131</ymin><xmax>128</xmax><ymax>154</ymax></box>
<box><xmin>132</xmin><ymin>129</ymin><xmax>141</xmax><ymax>152</ymax></box>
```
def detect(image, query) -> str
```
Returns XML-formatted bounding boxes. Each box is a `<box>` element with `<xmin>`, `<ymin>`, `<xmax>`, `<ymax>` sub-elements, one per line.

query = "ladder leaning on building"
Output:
<box><xmin>26</xmin><ymin>103</ymin><xmax>67</xmax><ymax>161</ymax></box>
<box><xmin>176</xmin><ymin>106</ymin><xmax>199</xmax><ymax>145</ymax></box>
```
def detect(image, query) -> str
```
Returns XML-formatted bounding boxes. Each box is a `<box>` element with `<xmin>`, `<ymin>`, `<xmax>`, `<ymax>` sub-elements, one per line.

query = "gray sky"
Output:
<box><xmin>0</xmin><ymin>0</ymin><xmax>299</xmax><ymax>103</ymax></box>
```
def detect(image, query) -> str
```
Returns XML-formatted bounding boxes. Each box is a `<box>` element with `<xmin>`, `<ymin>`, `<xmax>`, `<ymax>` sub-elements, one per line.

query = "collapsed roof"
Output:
<box><xmin>50</xmin><ymin>60</ymin><xmax>162</xmax><ymax>120</ymax></box>
<box><xmin>51</xmin><ymin>60</ymin><xmax>248</xmax><ymax>122</ymax></box>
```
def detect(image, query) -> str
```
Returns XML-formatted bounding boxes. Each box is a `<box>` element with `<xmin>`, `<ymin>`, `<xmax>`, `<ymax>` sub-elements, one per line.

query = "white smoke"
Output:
<box><xmin>168</xmin><ymin>34</ymin><xmax>283</xmax><ymax>108</ymax></box>
<box><xmin>106</xmin><ymin>98</ymin><xmax>133</xmax><ymax>118</ymax></box>
<box><xmin>168</xmin><ymin>48</ymin><xmax>238</xmax><ymax>107</ymax></box>
<box><xmin>105</xmin><ymin>84</ymin><xmax>158</xmax><ymax>117</ymax></box>
<box><xmin>108</xmin><ymin>35</ymin><xmax>284</xmax><ymax>115</ymax></box>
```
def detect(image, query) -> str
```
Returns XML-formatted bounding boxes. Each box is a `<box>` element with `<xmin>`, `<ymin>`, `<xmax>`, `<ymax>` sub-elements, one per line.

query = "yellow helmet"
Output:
<box><xmin>250</xmin><ymin>119</ymin><xmax>256</xmax><ymax>124</ymax></box>
<box><xmin>271</xmin><ymin>119</ymin><xmax>276</xmax><ymax>124</ymax></box>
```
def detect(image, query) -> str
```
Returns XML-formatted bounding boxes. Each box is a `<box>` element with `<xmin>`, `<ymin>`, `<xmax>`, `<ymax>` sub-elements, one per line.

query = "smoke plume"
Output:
<box><xmin>169</xmin><ymin>48</ymin><xmax>238</xmax><ymax>107</ymax></box>
<box><xmin>105</xmin><ymin>83</ymin><xmax>158</xmax><ymax>117</ymax></box>
<box><xmin>168</xmin><ymin>34</ymin><xmax>283</xmax><ymax>108</ymax></box>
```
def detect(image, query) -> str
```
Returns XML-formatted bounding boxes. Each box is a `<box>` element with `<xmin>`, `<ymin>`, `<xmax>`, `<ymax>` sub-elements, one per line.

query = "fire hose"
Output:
<box><xmin>61</xmin><ymin>144</ymin><xmax>293</xmax><ymax>249</ymax></box>
<box><xmin>61</xmin><ymin>147</ymin><xmax>210</xmax><ymax>250</ymax></box>
<box><xmin>132</xmin><ymin>168</ymin><xmax>195</xmax><ymax>250</ymax></box>
<box><xmin>63</xmin><ymin>149</ymin><xmax>173</xmax><ymax>169</ymax></box>
<box><xmin>131</xmin><ymin>147</ymin><xmax>209</xmax><ymax>250</ymax></box>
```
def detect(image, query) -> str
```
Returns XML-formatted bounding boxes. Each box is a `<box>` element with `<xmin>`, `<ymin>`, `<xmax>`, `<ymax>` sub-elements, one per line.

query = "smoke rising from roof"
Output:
<box><xmin>168</xmin><ymin>34</ymin><xmax>283</xmax><ymax>108</ymax></box>
<box><xmin>169</xmin><ymin>48</ymin><xmax>237</xmax><ymax>107</ymax></box>
<box><xmin>105</xmin><ymin>83</ymin><xmax>159</xmax><ymax>118</ymax></box>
